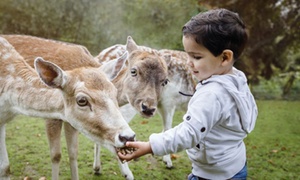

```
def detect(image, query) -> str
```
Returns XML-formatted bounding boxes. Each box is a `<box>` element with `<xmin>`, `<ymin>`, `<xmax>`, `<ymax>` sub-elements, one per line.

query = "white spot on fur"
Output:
<box><xmin>74</xmin><ymin>81</ymin><xmax>85</xmax><ymax>88</ymax></box>
<box><xmin>16</xmin><ymin>76</ymin><xmax>24</xmax><ymax>82</ymax></box>
<box><xmin>3</xmin><ymin>52</ymin><xmax>11</xmax><ymax>60</ymax></box>
<box><xmin>0</xmin><ymin>38</ymin><xmax>12</xmax><ymax>48</ymax></box>
<box><xmin>6</xmin><ymin>64</ymin><xmax>15</xmax><ymax>73</ymax></box>
<box><xmin>6</xmin><ymin>75</ymin><xmax>15</xmax><ymax>82</ymax></box>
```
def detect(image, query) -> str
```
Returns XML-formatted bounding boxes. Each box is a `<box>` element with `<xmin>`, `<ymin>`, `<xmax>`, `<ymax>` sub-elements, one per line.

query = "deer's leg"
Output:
<box><xmin>158</xmin><ymin>105</ymin><xmax>176</xmax><ymax>169</ymax></box>
<box><xmin>45</xmin><ymin>119</ymin><xmax>63</xmax><ymax>180</ymax></box>
<box><xmin>101</xmin><ymin>146</ymin><xmax>133</xmax><ymax>180</ymax></box>
<box><xmin>0</xmin><ymin>124</ymin><xmax>10</xmax><ymax>180</ymax></box>
<box><xmin>117</xmin><ymin>155</ymin><xmax>134</xmax><ymax>180</ymax></box>
<box><xmin>64</xmin><ymin>122</ymin><xmax>79</xmax><ymax>180</ymax></box>
<box><xmin>93</xmin><ymin>143</ymin><xmax>101</xmax><ymax>175</ymax></box>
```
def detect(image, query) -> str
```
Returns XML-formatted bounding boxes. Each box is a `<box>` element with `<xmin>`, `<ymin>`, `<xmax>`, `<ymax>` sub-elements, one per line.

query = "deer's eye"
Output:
<box><xmin>76</xmin><ymin>96</ymin><xmax>89</xmax><ymax>107</ymax></box>
<box><xmin>161</xmin><ymin>79</ymin><xmax>169</xmax><ymax>86</ymax></box>
<box><xmin>130</xmin><ymin>68</ymin><xmax>137</xmax><ymax>77</ymax></box>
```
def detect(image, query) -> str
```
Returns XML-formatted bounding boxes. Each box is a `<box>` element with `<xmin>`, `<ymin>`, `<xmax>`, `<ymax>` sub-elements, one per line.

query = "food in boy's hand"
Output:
<box><xmin>116</xmin><ymin>147</ymin><xmax>137</xmax><ymax>155</ymax></box>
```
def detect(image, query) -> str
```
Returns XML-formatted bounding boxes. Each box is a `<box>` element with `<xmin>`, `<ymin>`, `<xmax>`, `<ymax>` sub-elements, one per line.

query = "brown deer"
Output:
<box><xmin>95</xmin><ymin>44</ymin><xmax>196</xmax><ymax>174</ymax></box>
<box><xmin>0</xmin><ymin>37</ymin><xmax>136</xmax><ymax>180</ymax></box>
<box><xmin>2</xmin><ymin>35</ymin><xmax>169</xmax><ymax>180</ymax></box>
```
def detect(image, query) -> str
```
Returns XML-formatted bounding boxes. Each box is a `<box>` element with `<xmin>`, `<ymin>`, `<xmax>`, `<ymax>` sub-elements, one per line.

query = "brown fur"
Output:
<box><xmin>1</xmin><ymin>34</ymin><xmax>100</xmax><ymax>69</ymax></box>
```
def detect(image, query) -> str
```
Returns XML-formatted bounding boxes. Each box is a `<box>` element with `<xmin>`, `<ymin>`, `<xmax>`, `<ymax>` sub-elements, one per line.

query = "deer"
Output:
<box><xmin>0</xmin><ymin>36</ymin><xmax>136</xmax><ymax>180</ymax></box>
<box><xmin>2</xmin><ymin>34</ymin><xmax>169</xmax><ymax>180</ymax></box>
<box><xmin>95</xmin><ymin>44</ymin><xmax>197</xmax><ymax>173</ymax></box>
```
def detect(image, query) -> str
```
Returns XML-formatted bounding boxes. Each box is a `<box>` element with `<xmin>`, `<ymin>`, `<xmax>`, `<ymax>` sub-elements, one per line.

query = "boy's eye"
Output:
<box><xmin>193</xmin><ymin>56</ymin><xmax>202</xmax><ymax>60</ymax></box>
<box><xmin>188</xmin><ymin>54</ymin><xmax>202</xmax><ymax>60</ymax></box>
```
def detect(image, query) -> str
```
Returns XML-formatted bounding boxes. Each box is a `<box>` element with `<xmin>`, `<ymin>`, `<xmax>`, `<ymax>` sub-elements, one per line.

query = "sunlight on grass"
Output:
<box><xmin>5</xmin><ymin>100</ymin><xmax>300</xmax><ymax>179</ymax></box>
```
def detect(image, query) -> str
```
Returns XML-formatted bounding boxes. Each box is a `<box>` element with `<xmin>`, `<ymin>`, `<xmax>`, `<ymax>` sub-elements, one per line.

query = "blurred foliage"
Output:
<box><xmin>0</xmin><ymin>0</ymin><xmax>299</xmax><ymax>98</ymax></box>
<box><xmin>0</xmin><ymin>0</ymin><xmax>198</xmax><ymax>54</ymax></box>
<box><xmin>200</xmin><ymin>0</ymin><xmax>300</xmax><ymax>85</ymax></box>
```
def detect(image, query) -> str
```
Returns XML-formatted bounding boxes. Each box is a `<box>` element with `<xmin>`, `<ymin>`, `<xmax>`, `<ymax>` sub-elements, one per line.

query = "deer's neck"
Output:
<box><xmin>111</xmin><ymin>68</ymin><xmax>129</xmax><ymax>106</ymax></box>
<box><xmin>10</xmin><ymin>85</ymin><xmax>64</xmax><ymax>119</ymax></box>
<box><xmin>3</xmin><ymin>55</ymin><xmax>65</xmax><ymax>119</ymax></box>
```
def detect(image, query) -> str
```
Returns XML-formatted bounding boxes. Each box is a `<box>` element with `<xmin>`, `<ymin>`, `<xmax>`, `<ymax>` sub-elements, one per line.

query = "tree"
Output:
<box><xmin>199</xmin><ymin>0</ymin><xmax>300</xmax><ymax>85</ymax></box>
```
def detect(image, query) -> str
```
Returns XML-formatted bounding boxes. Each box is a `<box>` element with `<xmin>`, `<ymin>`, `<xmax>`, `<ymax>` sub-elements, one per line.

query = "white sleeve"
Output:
<box><xmin>149</xmin><ymin>91</ymin><xmax>222</xmax><ymax>156</ymax></box>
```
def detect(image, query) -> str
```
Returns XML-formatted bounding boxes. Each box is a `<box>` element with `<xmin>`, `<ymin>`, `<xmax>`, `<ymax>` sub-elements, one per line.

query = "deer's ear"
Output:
<box><xmin>99</xmin><ymin>51</ymin><xmax>128</xmax><ymax>81</ymax></box>
<box><xmin>126</xmin><ymin>36</ymin><xmax>138</xmax><ymax>53</ymax></box>
<box><xmin>34</xmin><ymin>57</ymin><xmax>67</xmax><ymax>89</ymax></box>
<box><xmin>162</xmin><ymin>54</ymin><xmax>172</xmax><ymax>65</ymax></box>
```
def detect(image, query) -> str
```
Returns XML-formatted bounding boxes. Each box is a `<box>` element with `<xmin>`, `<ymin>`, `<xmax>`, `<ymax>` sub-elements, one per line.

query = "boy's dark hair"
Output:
<box><xmin>182</xmin><ymin>8</ymin><xmax>248</xmax><ymax>60</ymax></box>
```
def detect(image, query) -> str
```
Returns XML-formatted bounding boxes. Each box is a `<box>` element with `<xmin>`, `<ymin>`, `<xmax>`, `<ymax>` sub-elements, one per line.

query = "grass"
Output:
<box><xmin>245</xmin><ymin>101</ymin><xmax>300</xmax><ymax>180</ymax></box>
<box><xmin>4</xmin><ymin>100</ymin><xmax>300</xmax><ymax>180</ymax></box>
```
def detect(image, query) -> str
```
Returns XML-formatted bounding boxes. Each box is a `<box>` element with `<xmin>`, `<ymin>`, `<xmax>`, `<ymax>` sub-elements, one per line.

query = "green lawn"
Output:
<box><xmin>5</xmin><ymin>100</ymin><xmax>300</xmax><ymax>180</ymax></box>
<box><xmin>245</xmin><ymin>101</ymin><xmax>300</xmax><ymax>180</ymax></box>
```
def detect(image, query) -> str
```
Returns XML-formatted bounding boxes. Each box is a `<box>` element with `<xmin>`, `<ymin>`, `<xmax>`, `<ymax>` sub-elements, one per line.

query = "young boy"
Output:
<box><xmin>118</xmin><ymin>8</ymin><xmax>258</xmax><ymax>179</ymax></box>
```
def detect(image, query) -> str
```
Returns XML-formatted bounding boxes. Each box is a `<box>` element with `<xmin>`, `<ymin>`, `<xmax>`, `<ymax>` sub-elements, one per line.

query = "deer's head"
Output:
<box><xmin>123</xmin><ymin>36</ymin><xmax>169</xmax><ymax>117</ymax></box>
<box><xmin>98</xmin><ymin>36</ymin><xmax>169</xmax><ymax>118</ymax></box>
<box><xmin>34</xmin><ymin>57</ymin><xmax>135</xmax><ymax>148</ymax></box>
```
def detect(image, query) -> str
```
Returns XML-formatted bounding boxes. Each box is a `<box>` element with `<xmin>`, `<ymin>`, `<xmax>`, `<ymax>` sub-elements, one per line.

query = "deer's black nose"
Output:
<box><xmin>119</xmin><ymin>134</ymin><xmax>136</xmax><ymax>143</ymax></box>
<box><xmin>141</xmin><ymin>103</ymin><xmax>156</xmax><ymax>116</ymax></box>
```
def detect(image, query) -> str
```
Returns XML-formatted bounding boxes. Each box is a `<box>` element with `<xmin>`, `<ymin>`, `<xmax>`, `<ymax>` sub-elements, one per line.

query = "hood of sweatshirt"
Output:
<box><xmin>201</xmin><ymin>68</ymin><xmax>258</xmax><ymax>133</ymax></box>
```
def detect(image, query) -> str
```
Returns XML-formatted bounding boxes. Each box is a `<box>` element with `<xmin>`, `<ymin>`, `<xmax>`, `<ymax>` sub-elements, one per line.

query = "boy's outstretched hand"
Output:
<box><xmin>117</xmin><ymin>141</ymin><xmax>153</xmax><ymax>162</ymax></box>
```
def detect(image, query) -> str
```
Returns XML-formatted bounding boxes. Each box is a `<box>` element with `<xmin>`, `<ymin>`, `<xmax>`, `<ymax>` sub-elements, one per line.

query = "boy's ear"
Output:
<box><xmin>221</xmin><ymin>50</ymin><xmax>234</xmax><ymax>65</ymax></box>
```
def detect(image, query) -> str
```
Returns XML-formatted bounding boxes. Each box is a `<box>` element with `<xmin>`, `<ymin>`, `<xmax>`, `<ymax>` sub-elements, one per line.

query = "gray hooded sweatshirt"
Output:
<box><xmin>149</xmin><ymin>68</ymin><xmax>258</xmax><ymax>179</ymax></box>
